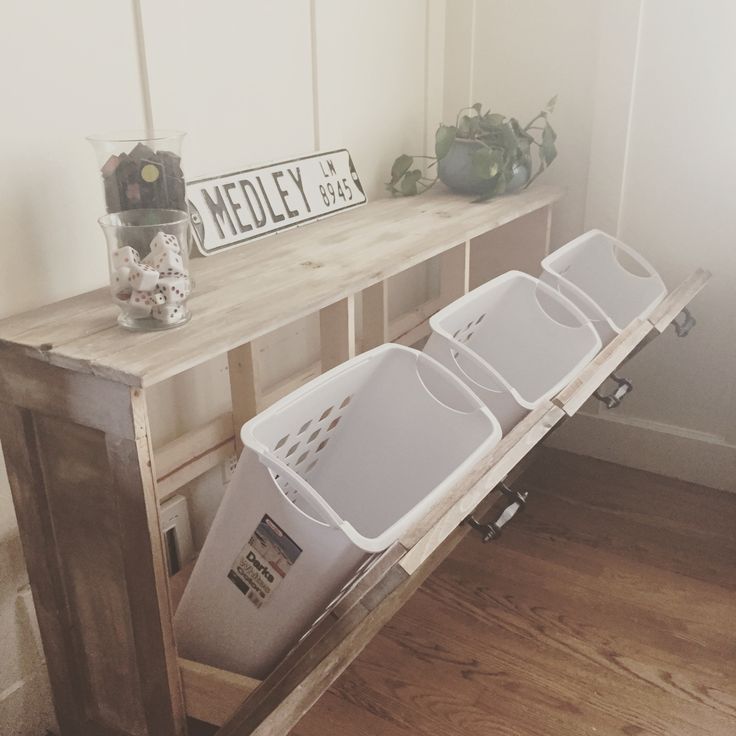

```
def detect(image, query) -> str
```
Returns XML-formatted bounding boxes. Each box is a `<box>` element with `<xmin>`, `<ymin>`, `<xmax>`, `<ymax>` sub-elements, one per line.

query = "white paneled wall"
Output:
<box><xmin>548</xmin><ymin>0</ymin><xmax>736</xmax><ymax>489</ymax></box>
<box><xmin>446</xmin><ymin>0</ymin><xmax>602</xmax><ymax>249</ymax></box>
<box><xmin>0</xmin><ymin>2</ymin><xmax>147</xmax><ymax>321</ymax></box>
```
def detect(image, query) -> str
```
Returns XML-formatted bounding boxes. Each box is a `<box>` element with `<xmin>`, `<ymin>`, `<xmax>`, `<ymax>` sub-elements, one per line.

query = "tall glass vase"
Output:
<box><xmin>88</xmin><ymin>130</ymin><xmax>187</xmax><ymax>213</ymax></box>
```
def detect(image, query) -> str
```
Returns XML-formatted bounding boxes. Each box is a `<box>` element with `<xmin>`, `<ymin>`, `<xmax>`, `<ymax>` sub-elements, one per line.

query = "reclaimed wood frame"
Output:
<box><xmin>0</xmin><ymin>183</ymin><xmax>710</xmax><ymax>736</ymax></box>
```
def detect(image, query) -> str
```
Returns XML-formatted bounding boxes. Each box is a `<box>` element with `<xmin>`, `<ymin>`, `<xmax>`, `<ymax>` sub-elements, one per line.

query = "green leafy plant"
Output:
<box><xmin>387</xmin><ymin>97</ymin><xmax>558</xmax><ymax>201</ymax></box>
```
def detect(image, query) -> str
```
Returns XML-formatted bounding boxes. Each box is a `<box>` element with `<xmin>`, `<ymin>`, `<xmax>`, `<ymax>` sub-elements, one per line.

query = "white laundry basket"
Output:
<box><xmin>174</xmin><ymin>344</ymin><xmax>501</xmax><ymax>678</ymax></box>
<box><xmin>424</xmin><ymin>271</ymin><xmax>602</xmax><ymax>433</ymax></box>
<box><xmin>540</xmin><ymin>229</ymin><xmax>667</xmax><ymax>344</ymax></box>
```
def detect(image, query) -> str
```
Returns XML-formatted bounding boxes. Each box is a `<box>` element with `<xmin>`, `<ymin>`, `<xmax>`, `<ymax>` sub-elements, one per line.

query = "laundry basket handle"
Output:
<box><xmin>257</xmin><ymin>454</ymin><xmax>345</xmax><ymax>529</ymax></box>
<box><xmin>532</xmin><ymin>279</ymin><xmax>598</xmax><ymax>331</ymax></box>
<box><xmin>414</xmin><ymin>351</ymin><xmax>490</xmax><ymax>413</ymax></box>
<box><xmin>435</xmin><ymin>332</ymin><xmax>507</xmax><ymax>395</ymax></box>
<box><xmin>609</xmin><ymin>236</ymin><xmax>664</xmax><ymax>284</ymax></box>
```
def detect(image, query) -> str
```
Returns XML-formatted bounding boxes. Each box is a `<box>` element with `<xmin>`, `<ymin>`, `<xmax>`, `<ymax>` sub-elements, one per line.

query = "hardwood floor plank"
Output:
<box><xmin>288</xmin><ymin>449</ymin><xmax>736</xmax><ymax>735</ymax></box>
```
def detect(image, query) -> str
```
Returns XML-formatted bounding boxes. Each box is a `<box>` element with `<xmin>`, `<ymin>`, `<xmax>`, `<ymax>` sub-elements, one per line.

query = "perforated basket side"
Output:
<box><xmin>269</xmin><ymin>394</ymin><xmax>354</xmax><ymax>502</ymax></box>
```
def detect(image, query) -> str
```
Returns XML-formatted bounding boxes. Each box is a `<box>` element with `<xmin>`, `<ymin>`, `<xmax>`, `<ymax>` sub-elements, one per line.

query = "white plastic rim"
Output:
<box><xmin>541</xmin><ymin>229</ymin><xmax>667</xmax><ymax>333</ymax></box>
<box><xmin>240</xmin><ymin>343</ymin><xmax>501</xmax><ymax>554</ymax></box>
<box><xmin>428</xmin><ymin>271</ymin><xmax>602</xmax><ymax>408</ymax></box>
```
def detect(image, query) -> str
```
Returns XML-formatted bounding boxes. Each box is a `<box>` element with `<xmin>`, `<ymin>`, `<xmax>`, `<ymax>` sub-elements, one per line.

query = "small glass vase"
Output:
<box><xmin>98</xmin><ymin>209</ymin><xmax>193</xmax><ymax>331</ymax></box>
<box><xmin>88</xmin><ymin>130</ymin><xmax>186</xmax><ymax>213</ymax></box>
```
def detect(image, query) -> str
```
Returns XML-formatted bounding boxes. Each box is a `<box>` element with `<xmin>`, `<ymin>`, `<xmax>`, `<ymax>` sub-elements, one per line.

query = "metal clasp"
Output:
<box><xmin>466</xmin><ymin>483</ymin><xmax>529</xmax><ymax>542</ymax></box>
<box><xmin>594</xmin><ymin>372</ymin><xmax>633</xmax><ymax>409</ymax></box>
<box><xmin>672</xmin><ymin>307</ymin><xmax>696</xmax><ymax>337</ymax></box>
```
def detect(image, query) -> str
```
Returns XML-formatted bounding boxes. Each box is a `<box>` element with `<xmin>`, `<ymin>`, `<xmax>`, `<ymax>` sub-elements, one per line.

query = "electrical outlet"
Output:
<box><xmin>222</xmin><ymin>452</ymin><xmax>239</xmax><ymax>484</ymax></box>
<box><xmin>160</xmin><ymin>495</ymin><xmax>194</xmax><ymax>576</ymax></box>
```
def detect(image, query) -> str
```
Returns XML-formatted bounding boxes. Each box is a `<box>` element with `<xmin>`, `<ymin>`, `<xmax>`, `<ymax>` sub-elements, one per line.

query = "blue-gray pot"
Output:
<box><xmin>438</xmin><ymin>139</ymin><xmax>530</xmax><ymax>196</ymax></box>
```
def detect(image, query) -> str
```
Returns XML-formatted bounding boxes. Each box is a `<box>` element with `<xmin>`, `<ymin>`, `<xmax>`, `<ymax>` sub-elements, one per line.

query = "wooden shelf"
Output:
<box><xmin>0</xmin><ymin>185</ymin><xmax>562</xmax><ymax>387</ymax></box>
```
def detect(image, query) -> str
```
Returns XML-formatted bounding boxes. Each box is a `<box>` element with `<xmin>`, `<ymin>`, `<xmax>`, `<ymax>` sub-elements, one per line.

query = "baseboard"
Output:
<box><xmin>546</xmin><ymin>410</ymin><xmax>736</xmax><ymax>492</ymax></box>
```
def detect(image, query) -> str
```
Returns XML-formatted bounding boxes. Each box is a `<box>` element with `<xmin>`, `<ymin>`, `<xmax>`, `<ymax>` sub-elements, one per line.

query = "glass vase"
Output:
<box><xmin>98</xmin><ymin>209</ymin><xmax>193</xmax><ymax>331</ymax></box>
<box><xmin>88</xmin><ymin>130</ymin><xmax>186</xmax><ymax>213</ymax></box>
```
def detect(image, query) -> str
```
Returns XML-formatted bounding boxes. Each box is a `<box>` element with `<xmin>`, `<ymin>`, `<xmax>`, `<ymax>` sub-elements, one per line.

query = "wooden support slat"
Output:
<box><xmin>179</xmin><ymin>658</ymin><xmax>259</xmax><ymax>727</ymax></box>
<box><xmin>553</xmin><ymin>319</ymin><xmax>653</xmax><ymax>416</ymax></box>
<box><xmin>362</xmin><ymin>280</ymin><xmax>389</xmax><ymax>352</ymax></box>
<box><xmin>543</xmin><ymin>203</ymin><xmax>553</xmax><ymax>255</ymax></box>
<box><xmin>228</xmin><ymin>343</ymin><xmax>262</xmax><ymax>451</ymax></box>
<box><xmin>439</xmin><ymin>241</ymin><xmax>470</xmax><ymax>302</ymax></box>
<box><xmin>648</xmin><ymin>268</ymin><xmax>712</xmax><ymax>333</ymax></box>
<box><xmin>106</xmin><ymin>413</ymin><xmax>187</xmax><ymax>736</ymax></box>
<box><xmin>319</xmin><ymin>296</ymin><xmax>356</xmax><ymax>371</ymax></box>
<box><xmin>155</xmin><ymin>413</ymin><xmax>236</xmax><ymax>502</ymax></box>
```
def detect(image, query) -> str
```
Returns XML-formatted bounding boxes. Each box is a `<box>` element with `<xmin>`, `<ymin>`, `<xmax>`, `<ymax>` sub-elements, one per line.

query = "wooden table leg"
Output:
<box><xmin>0</xmin><ymin>364</ymin><xmax>186</xmax><ymax>736</ymax></box>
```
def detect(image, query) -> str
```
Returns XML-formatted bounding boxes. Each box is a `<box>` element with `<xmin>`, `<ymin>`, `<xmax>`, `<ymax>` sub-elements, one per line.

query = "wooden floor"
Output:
<box><xmin>288</xmin><ymin>448</ymin><xmax>736</xmax><ymax>736</ymax></box>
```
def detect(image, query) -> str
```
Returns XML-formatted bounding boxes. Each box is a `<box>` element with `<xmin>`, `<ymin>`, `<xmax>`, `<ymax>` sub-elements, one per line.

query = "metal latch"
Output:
<box><xmin>594</xmin><ymin>372</ymin><xmax>633</xmax><ymax>409</ymax></box>
<box><xmin>466</xmin><ymin>483</ymin><xmax>529</xmax><ymax>542</ymax></box>
<box><xmin>672</xmin><ymin>307</ymin><xmax>696</xmax><ymax>337</ymax></box>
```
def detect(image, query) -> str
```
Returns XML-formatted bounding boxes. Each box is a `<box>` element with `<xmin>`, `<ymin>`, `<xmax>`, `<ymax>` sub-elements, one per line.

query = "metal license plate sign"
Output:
<box><xmin>187</xmin><ymin>149</ymin><xmax>366</xmax><ymax>255</ymax></box>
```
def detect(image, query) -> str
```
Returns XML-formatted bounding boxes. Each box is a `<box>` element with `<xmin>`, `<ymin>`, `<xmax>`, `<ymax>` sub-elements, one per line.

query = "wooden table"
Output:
<box><xmin>0</xmin><ymin>185</ymin><xmax>708</xmax><ymax>736</ymax></box>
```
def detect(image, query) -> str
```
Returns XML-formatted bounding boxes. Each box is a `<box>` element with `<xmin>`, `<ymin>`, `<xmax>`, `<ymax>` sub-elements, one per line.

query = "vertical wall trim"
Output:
<box><xmin>131</xmin><ymin>0</ymin><xmax>155</xmax><ymax>134</ymax></box>
<box><xmin>467</xmin><ymin>0</ymin><xmax>477</xmax><ymax>105</ymax></box>
<box><xmin>309</xmin><ymin>0</ymin><xmax>321</xmax><ymax>151</ymax></box>
<box><xmin>423</xmin><ymin>1</ymin><xmax>431</xmax><ymax>157</ymax></box>
<box><xmin>615</xmin><ymin>0</ymin><xmax>645</xmax><ymax>238</ymax></box>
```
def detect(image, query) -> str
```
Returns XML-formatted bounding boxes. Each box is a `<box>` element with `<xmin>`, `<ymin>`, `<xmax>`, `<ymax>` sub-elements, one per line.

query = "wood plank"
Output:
<box><xmin>0</xmin><ymin>349</ymin><xmax>145</xmax><ymax>439</ymax></box>
<box><xmin>227</xmin><ymin>343</ymin><xmax>262</xmax><ymax>452</ymax></box>
<box><xmin>155</xmin><ymin>413</ymin><xmax>236</xmax><ymax>502</ymax></box>
<box><xmin>106</xmin><ymin>418</ymin><xmax>187</xmax><ymax>736</ymax></box>
<box><xmin>399</xmin><ymin>404</ymin><xmax>566</xmax><ymax>574</ymax></box>
<box><xmin>553</xmin><ymin>318</ymin><xmax>653</xmax><ymax>416</ymax></box>
<box><xmin>319</xmin><ymin>296</ymin><xmax>356</xmax><ymax>371</ymax></box>
<box><xmin>0</xmin><ymin>186</ymin><xmax>563</xmax><ymax>387</ymax></box>
<box><xmin>0</xmin><ymin>404</ymin><xmax>87</xmax><ymax>735</ymax></box>
<box><xmin>439</xmin><ymin>241</ymin><xmax>469</xmax><ymax>302</ymax></box>
<box><xmin>179</xmin><ymin>659</ymin><xmax>259</xmax><ymax>727</ymax></box>
<box><xmin>361</xmin><ymin>280</ymin><xmax>389</xmax><ymax>352</ymax></box>
<box><xmin>37</xmin><ymin>419</ymin><xmax>146</xmax><ymax>732</ymax></box>
<box><xmin>648</xmin><ymin>268</ymin><xmax>712</xmax><ymax>333</ymax></box>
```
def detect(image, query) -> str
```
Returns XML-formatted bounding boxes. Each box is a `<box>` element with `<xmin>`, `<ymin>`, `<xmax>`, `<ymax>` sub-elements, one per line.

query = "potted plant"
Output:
<box><xmin>387</xmin><ymin>97</ymin><xmax>558</xmax><ymax>201</ymax></box>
